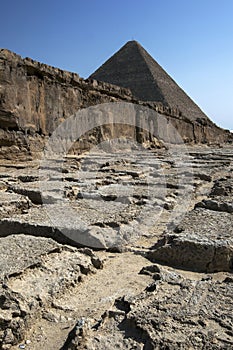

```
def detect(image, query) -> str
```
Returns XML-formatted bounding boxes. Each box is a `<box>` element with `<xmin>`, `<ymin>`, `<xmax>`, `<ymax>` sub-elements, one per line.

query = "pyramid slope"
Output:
<box><xmin>89</xmin><ymin>41</ymin><xmax>210</xmax><ymax>123</ymax></box>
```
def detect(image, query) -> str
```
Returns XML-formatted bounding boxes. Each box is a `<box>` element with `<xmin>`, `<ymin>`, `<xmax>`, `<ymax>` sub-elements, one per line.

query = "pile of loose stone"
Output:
<box><xmin>0</xmin><ymin>144</ymin><xmax>232</xmax><ymax>349</ymax></box>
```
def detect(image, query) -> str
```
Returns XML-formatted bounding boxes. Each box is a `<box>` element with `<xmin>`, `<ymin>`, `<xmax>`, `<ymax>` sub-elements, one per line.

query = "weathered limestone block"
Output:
<box><xmin>0</xmin><ymin>192</ymin><xmax>31</xmax><ymax>219</ymax></box>
<box><xmin>0</xmin><ymin>234</ymin><xmax>102</xmax><ymax>349</ymax></box>
<box><xmin>63</xmin><ymin>269</ymin><xmax>233</xmax><ymax>350</ymax></box>
<box><xmin>147</xmin><ymin>208</ymin><xmax>233</xmax><ymax>272</ymax></box>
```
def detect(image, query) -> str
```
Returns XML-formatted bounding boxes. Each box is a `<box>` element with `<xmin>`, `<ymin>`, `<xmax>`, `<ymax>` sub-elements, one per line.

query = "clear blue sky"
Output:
<box><xmin>1</xmin><ymin>0</ymin><xmax>233</xmax><ymax>130</ymax></box>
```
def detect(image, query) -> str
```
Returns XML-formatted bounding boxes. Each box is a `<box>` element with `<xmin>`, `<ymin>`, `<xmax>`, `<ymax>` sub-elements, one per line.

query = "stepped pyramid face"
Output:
<box><xmin>89</xmin><ymin>41</ymin><xmax>210</xmax><ymax>123</ymax></box>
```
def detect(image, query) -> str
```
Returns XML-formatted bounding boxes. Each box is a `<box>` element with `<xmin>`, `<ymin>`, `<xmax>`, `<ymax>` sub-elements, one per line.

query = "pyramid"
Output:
<box><xmin>89</xmin><ymin>41</ymin><xmax>209</xmax><ymax>123</ymax></box>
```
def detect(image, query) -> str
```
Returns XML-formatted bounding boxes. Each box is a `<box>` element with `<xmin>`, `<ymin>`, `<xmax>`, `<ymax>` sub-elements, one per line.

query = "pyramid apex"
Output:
<box><xmin>126</xmin><ymin>40</ymin><xmax>140</xmax><ymax>44</ymax></box>
<box><xmin>89</xmin><ymin>42</ymin><xmax>210</xmax><ymax>124</ymax></box>
<box><xmin>124</xmin><ymin>40</ymin><xmax>142</xmax><ymax>47</ymax></box>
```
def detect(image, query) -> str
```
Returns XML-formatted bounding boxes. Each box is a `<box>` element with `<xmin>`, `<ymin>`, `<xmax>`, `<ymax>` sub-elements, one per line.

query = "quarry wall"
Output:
<box><xmin>0</xmin><ymin>49</ymin><xmax>231</xmax><ymax>159</ymax></box>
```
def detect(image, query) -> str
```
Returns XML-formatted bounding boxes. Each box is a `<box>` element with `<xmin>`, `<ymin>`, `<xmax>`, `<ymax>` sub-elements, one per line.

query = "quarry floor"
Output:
<box><xmin>0</xmin><ymin>143</ymin><xmax>232</xmax><ymax>349</ymax></box>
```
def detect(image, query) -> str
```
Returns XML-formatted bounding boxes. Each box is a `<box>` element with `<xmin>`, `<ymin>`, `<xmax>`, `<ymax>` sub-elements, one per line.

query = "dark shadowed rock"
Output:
<box><xmin>195</xmin><ymin>198</ymin><xmax>233</xmax><ymax>213</ymax></box>
<box><xmin>210</xmin><ymin>177</ymin><xmax>233</xmax><ymax>197</ymax></box>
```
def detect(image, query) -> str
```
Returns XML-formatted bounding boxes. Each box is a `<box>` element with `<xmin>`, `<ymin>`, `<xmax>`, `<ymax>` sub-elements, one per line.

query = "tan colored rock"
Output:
<box><xmin>0</xmin><ymin>48</ymin><xmax>232</xmax><ymax>160</ymax></box>
<box><xmin>0</xmin><ymin>234</ymin><xmax>102</xmax><ymax>348</ymax></box>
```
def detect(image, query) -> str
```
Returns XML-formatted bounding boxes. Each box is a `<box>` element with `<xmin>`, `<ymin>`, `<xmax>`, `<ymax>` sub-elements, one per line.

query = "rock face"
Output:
<box><xmin>0</xmin><ymin>49</ymin><xmax>133</xmax><ymax>133</ymax></box>
<box><xmin>0</xmin><ymin>48</ymin><xmax>231</xmax><ymax>161</ymax></box>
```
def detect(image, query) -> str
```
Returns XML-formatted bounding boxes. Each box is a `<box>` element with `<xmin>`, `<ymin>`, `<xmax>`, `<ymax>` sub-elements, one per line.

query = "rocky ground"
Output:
<box><xmin>0</xmin><ymin>143</ymin><xmax>232</xmax><ymax>349</ymax></box>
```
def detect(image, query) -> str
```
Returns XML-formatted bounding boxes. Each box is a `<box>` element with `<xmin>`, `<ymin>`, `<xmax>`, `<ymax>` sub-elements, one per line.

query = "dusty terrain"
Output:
<box><xmin>0</xmin><ymin>143</ymin><xmax>232</xmax><ymax>349</ymax></box>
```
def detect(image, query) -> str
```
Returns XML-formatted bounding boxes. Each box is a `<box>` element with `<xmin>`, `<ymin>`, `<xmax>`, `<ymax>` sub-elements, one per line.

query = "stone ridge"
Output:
<box><xmin>89</xmin><ymin>40</ymin><xmax>211</xmax><ymax>123</ymax></box>
<box><xmin>0</xmin><ymin>48</ymin><xmax>133</xmax><ymax>132</ymax></box>
<box><xmin>0</xmin><ymin>48</ymin><xmax>133</xmax><ymax>102</ymax></box>
<box><xmin>0</xmin><ymin>48</ymin><xmax>184</xmax><ymax>127</ymax></box>
<box><xmin>0</xmin><ymin>48</ymin><xmax>232</xmax><ymax>161</ymax></box>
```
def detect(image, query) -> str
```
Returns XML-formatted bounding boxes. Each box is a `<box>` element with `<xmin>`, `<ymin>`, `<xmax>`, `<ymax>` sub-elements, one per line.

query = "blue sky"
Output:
<box><xmin>1</xmin><ymin>0</ymin><xmax>233</xmax><ymax>130</ymax></box>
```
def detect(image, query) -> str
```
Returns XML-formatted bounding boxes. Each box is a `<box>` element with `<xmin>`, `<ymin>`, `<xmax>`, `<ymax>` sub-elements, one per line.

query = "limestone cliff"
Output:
<box><xmin>0</xmin><ymin>49</ymin><xmax>231</xmax><ymax>159</ymax></box>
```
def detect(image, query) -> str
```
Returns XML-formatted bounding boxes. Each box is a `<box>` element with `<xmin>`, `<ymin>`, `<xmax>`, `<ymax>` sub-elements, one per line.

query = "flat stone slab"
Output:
<box><xmin>0</xmin><ymin>234</ymin><xmax>60</xmax><ymax>280</ymax></box>
<box><xmin>8</xmin><ymin>180</ymin><xmax>71</xmax><ymax>204</ymax></box>
<box><xmin>0</xmin><ymin>202</ymin><xmax>138</xmax><ymax>249</ymax></box>
<box><xmin>147</xmin><ymin>208</ymin><xmax>233</xmax><ymax>272</ymax></box>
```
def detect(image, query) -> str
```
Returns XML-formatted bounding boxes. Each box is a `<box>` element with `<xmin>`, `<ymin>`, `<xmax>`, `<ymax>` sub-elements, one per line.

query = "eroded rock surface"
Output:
<box><xmin>0</xmin><ymin>235</ymin><xmax>102</xmax><ymax>349</ymax></box>
<box><xmin>0</xmin><ymin>49</ymin><xmax>232</xmax><ymax>161</ymax></box>
<box><xmin>0</xmin><ymin>144</ymin><xmax>232</xmax><ymax>349</ymax></box>
<box><xmin>67</xmin><ymin>268</ymin><xmax>233</xmax><ymax>350</ymax></box>
<box><xmin>147</xmin><ymin>208</ymin><xmax>233</xmax><ymax>272</ymax></box>
<box><xmin>147</xmin><ymin>157</ymin><xmax>233</xmax><ymax>273</ymax></box>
